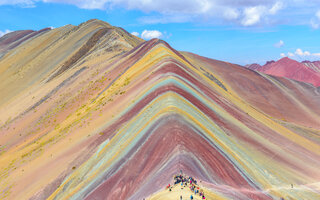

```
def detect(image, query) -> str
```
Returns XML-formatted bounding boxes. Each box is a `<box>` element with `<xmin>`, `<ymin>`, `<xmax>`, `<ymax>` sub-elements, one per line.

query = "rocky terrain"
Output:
<box><xmin>0</xmin><ymin>19</ymin><xmax>320</xmax><ymax>200</ymax></box>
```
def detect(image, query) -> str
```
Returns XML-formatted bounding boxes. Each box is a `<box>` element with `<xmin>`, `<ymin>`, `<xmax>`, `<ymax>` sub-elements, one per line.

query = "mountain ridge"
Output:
<box><xmin>246</xmin><ymin>57</ymin><xmax>320</xmax><ymax>87</ymax></box>
<box><xmin>0</xmin><ymin>19</ymin><xmax>143</xmax><ymax>106</ymax></box>
<box><xmin>0</xmin><ymin>20</ymin><xmax>320</xmax><ymax>200</ymax></box>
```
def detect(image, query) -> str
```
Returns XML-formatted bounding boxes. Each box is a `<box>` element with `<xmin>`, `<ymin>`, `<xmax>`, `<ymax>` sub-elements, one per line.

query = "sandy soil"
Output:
<box><xmin>148</xmin><ymin>183</ymin><xmax>226</xmax><ymax>200</ymax></box>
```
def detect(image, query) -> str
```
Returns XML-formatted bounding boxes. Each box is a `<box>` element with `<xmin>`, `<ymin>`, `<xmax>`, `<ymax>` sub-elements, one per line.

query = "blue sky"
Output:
<box><xmin>1</xmin><ymin>0</ymin><xmax>320</xmax><ymax>65</ymax></box>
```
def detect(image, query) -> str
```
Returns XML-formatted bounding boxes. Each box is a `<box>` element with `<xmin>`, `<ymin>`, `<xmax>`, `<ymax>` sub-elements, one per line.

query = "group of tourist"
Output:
<box><xmin>166</xmin><ymin>174</ymin><xmax>206</xmax><ymax>199</ymax></box>
<box><xmin>188</xmin><ymin>177</ymin><xmax>205</xmax><ymax>199</ymax></box>
<box><xmin>163</xmin><ymin>173</ymin><xmax>289</xmax><ymax>200</ymax></box>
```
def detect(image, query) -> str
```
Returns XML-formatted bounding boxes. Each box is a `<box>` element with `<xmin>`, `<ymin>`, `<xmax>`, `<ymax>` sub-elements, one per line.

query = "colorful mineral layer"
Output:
<box><xmin>0</xmin><ymin>19</ymin><xmax>320</xmax><ymax>200</ymax></box>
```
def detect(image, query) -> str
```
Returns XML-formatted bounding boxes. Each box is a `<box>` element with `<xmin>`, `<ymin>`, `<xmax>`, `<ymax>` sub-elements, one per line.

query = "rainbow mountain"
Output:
<box><xmin>0</xmin><ymin>19</ymin><xmax>320</xmax><ymax>200</ymax></box>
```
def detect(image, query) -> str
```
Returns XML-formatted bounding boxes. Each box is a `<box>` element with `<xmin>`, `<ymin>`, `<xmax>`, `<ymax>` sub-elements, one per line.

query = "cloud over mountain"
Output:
<box><xmin>3</xmin><ymin>1</ymin><xmax>320</xmax><ymax>27</ymax></box>
<box><xmin>141</xmin><ymin>30</ymin><xmax>163</xmax><ymax>40</ymax></box>
<box><xmin>281</xmin><ymin>48</ymin><xmax>320</xmax><ymax>59</ymax></box>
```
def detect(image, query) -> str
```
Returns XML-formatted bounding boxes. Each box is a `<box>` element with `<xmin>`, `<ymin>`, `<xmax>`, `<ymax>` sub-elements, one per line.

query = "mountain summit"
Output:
<box><xmin>1</xmin><ymin>20</ymin><xmax>320</xmax><ymax>200</ymax></box>
<box><xmin>246</xmin><ymin>57</ymin><xmax>320</xmax><ymax>87</ymax></box>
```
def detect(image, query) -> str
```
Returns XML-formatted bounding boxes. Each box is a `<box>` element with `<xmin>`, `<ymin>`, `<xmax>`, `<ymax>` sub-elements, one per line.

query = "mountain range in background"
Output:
<box><xmin>0</xmin><ymin>19</ymin><xmax>320</xmax><ymax>200</ymax></box>
<box><xmin>246</xmin><ymin>57</ymin><xmax>320</xmax><ymax>87</ymax></box>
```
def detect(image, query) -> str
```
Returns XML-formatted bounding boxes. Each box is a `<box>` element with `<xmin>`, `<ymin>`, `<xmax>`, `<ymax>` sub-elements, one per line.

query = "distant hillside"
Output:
<box><xmin>246</xmin><ymin>57</ymin><xmax>320</xmax><ymax>87</ymax></box>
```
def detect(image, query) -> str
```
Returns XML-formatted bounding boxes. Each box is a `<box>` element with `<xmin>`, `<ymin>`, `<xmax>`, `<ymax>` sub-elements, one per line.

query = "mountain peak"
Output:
<box><xmin>263</xmin><ymin>60</ymin><xmax>275</xmax><ymax>65</ymax></box>
<box><xmin>78</xmin><ymin>18</ymin><xmax>113</xmax><ymax>29</ymax></box>
<box><xmin>277</xmin><ymin>56</ymin><xmax>296</xmax><ymax>63</ymax></box>
<box><xmin>247</xmin><ymin>56</ymin><xmax>320</xmax><ymax>87</ymax></box>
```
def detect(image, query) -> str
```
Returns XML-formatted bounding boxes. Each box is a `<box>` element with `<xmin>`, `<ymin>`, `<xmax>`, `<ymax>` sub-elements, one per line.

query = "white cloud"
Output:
<box><xmin>0</xmin><ymin>29</ymin><xmax>12</xmax><ymax>37</ymax></box>
<box><xmin>241</xmin><ymin>6</ymin><xmax>265</xmax><ymax>26</ymax></box>
<box><xmin>274</xmin><ymin>40</ymin><xmax>284</xmax><ymax>48</ymax></box>
<box><xmin>131</xmin><ymin>32</ymin><xmax>139</xmax><ymax>37</ymax></box>
<box><xmin>139</xmin><ymin>14</ymin><xmax>192</xmax><ymax>24</ymax></box>
<box><xmin>141</xmin><ymin>30</ymin><xmax>163</xmax><ymax>40</ymax></box>
<box><xmin>0</xmin><ymin>0</ymin><xmax>290</xmax><ymax>27</ymax></box>
<box><xmin>316</xmin><ymin>10</ymin><xmax>320</xmax><ymax>20</ymax></box>
<box><xmin>42</xmin><ymin>0</ymin><xmax>107</xmax><ymax>10</ymax></box>
<box><xmin>0</xmin><ymin>0</ymin><xmax>35</xmax><ymax>7</ymax></box>
<box><xmin>288</xmin><ymin>52</ymin><xmax>295</xmax><ymax>57</ymax></box>
<box><xmin>311</xmin><ymin>19</ymin><xmax>320</xmax><ymax>29</ymax></box>
<box><xmin>131</xmin><ymin>30</ymin><xmax>171</xmax><ymax>39</ymax></box>
<box><xmin>295</xmin><ymin>48</ymin><xmax>310</xmax><ymax>56</ymax></box>
<box><xmin>295</xmin><ymin>48</ymin><xmax>303</xmax><ymax>56</ymax></box>
<box><xmin>223</xmin><ymin>8</ymin><xmax>239</xmax><ymax>20</ymax></box>
<box><xmin>312</xmin><ymin>53</ymin><xmax>320</xmax><ymax>57</ymax></box>
<box><xmin>311</xmin><ymin>10</ymin><xmax>320</xmax><ymax>29</ymax></box>
<box><xmin>241</xmin><ymin>2</ymin><xmax>283</xmax><ymax>26</ymax></box>
<box><xmin>282</xmin><ymin>48</ymin><xmax>320</xmax><ymax>59</ymax></box>
<box><xmin>269</xmin><ymin>2</ymin><xmax>283</xmax><ymax>15</ymax></box>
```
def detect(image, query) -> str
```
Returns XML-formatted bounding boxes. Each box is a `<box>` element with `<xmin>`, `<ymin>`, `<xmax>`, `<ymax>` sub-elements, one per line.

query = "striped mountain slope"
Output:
<box><xmin>0</xmin><ymin>20</ymin><xmax>320</xmax><ymax>200</ymax></box>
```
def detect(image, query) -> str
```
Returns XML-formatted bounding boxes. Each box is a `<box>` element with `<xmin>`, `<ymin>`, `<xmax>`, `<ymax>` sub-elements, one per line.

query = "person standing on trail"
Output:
<box><xmin>180</xmin><ymin>195</ymin><xmax>183</xmax><ymax>200</ymax></box>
